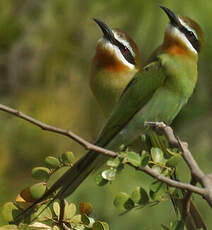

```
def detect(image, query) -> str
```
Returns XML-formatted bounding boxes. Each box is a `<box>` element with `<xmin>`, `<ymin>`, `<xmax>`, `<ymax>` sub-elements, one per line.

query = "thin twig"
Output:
<box><xmin>0</xmin><ymin>104</ymin><xmax>211</xmax><ymax>205</ymax></box>
<box><xmin>145</xmin><ymin>121</ymin><xmax>212</xmax><ymax>207</ymax></box>
<box><xmin>177</xmin><ymin>138</ymin><xmax>205</xmax><ymax>182</ymax></box>
<box><xmin>139</xmin><ymin>165</ymin><xmax>205</xmax><ymax>196</ymax></box>
<box><xmin>0</xmin><ymin>104</ymin><xmax>117</xmax><ymax>158</ymax></box>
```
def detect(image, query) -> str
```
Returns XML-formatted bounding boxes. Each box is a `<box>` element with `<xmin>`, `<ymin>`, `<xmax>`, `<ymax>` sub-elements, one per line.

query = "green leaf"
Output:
<box><xmin>96</xmin><ymin>173</ymin><xmax>108</xmax><ymax>186</ymax></box>
<box><xmin>65</xmin><ymin>203</ymin><xmax>76</xmax><ymax>219</ymax></box>
<box><xmin>93</xmin><ymin>221</ymin><xmax>109</xmax><ymax>230</ymax></box>
<box><xmin>151</xmin><ymin>147</ymin><xmax>164</xmax><ymax>163</ymax></box>
<box><xmin>150</xmin><ymin>181</ymin><xmax>166</xmax><ymax>200</ymax></box>
<box><xmin>53</xmin><ymin>201</ymin><xmax>60</xmax><ymax>218</ymax></box>
<box><xmin>161</xmin><ymin>224</ymin><xmax>171</xmax><ymax>230</ymax></box>
<box><xmin>31</xmin><ymin>204</ymin><xmax>52</xmax><ymax>222</ymax></box>
<box><xmin>174</xmin><ymin>188</ymin><xmax>184</xmax><ymax>199</ymax></box>
<box><xmin>1</xmin><ymin>202</ymin><xmax>20</xmax><ymax>222</ymax></box>
<box><xmin>170</xmin><ymin>220</ymin><xmax>185</xmax><ymax>230</ymax></box>
<box><xmin>113</xmin><ymin>192</ymin><xmax>134</xmax><ymax>211</ymax></box>
<box><xmin>124</xmin><ymin>152</ymin><xmax>141</xmax><ymax>167</ymax></box>
<box><xmin>140</xmin><ymin>134</ymin><xmax>147</xmax><ymax>142</ymax></box>
<box><xmin>0</xmin><ymin>225</ymin><xmax>18</xmax><ymax>230</ymax></box>
<box><xmin>81</xmin><ymin>214</ymin><xmax>90</xmax><ymax>225</ymax></box>
<box><xmin>140</xmin><ymin>151</ymin><xmax>150</xmax><ymax>167</ymax></box>
<box><xmin>101</xmin><ymin>169</ymin><xmax>116</xmax><ymax>181</ymax></box>
<box><xmin>28</xmin><ymin>222</ymin><xmax>52</xmax><ymax>229</ymax></box>
<box><xmin>71</xmin><ymin>214</ymin><xmax>81</xmax><ymax>224</ymax></box>
<box><xmin>61</xmin><ymin>152</ymin><xmax>75</xmax><ymax>164</ymax></box>
<box><xmin>45</xmin><ymin>156</ymin><xmax>60</xmax><ymax>169</ymax></box>
<box><xmin>31</xmin><ymin>167</ymin><xmax>50</xmax><ymax>180</ymax></box>
<box><xmin>52</xmin><ymin>226</ymin><xmax>60</xmax><ymax>230</ymax></box>
<box><xmin>166</xmin><ymin>155</ymin><xmax>182</xmax><ymax>168</ymax></box>
<box><xmin>131</xmin><ymin>187</ymin><xmax>149</xmax><ymax>205</ymax></box>
<box><xmin>151</xmin><ymin>165</ymin><xmax>162</xmax><ymax>174</ymax></box>
<box><xmin>29</xmin><ymin>182</ymin><xmax>47</xmax><ymax>200</ymax></box>
<box><xmin>119</xmin><ymin>144</ymin><xmax>125</xmax><ymax>151</ymax></box>
<box><xmin>106</xmin><ymin>158</ymin><xmax>120</xmax><ymax>168</ymax></box>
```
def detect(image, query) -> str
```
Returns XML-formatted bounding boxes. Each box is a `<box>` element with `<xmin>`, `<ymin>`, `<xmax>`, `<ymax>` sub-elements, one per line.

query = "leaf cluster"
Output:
<box><xmin>1</xmin><ymin>152</ymin><xmax>109</xmax><ymax>230</ymax></box>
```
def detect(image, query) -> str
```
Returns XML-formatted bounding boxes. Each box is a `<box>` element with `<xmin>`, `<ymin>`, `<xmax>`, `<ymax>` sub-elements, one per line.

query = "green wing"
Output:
<box><xmin>95</xmin><ymin>60</ymin><xmax>166</xmax><ymax>148</ymax></box>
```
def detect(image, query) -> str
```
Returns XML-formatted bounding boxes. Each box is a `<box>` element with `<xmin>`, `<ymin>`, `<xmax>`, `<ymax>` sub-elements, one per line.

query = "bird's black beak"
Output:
<box><xmin>93</xmin><ymin>18</ymin><xmax>114</xmax><ymax>42</ymax></box>
<box><xmin>160</xmin><ymin>6</ymin><xmax>181</xmax><ymax>28</ymax></box>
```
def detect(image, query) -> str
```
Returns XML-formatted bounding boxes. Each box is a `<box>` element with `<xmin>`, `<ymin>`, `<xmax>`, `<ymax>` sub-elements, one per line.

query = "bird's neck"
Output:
<box><xmin>93</xmin><ymin>44</ymin><xmax>134</xmax><ymax>73</ymax></box>
<box><xmin>162</xmin><ymin>31</ymin><xmax>197</xmax><ymax>60</ymax></box>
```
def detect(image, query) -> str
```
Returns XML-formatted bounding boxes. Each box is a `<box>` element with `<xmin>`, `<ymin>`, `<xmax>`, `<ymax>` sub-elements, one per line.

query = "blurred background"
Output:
<box><xmin>0</xmin><ymin>0</ymin><xmax>211</xmax><ymax>228</ymax></box>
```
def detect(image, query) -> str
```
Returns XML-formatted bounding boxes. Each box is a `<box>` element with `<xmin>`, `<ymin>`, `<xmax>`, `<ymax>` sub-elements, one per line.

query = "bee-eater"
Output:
<box><xmin>19</xmin><ymin>7</ymin><xmax>204</xmax><ymax>228</ymax></box>
<box><xmin>90</xmin><ymin>19</ymin><xmax>140</xmax><ymax>117</ymax></box>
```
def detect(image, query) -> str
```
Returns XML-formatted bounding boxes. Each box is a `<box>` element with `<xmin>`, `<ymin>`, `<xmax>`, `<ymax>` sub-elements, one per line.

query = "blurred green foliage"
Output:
<box><xmin>0</xmin><ymin>0</ymin><xmax>211</xmax><ymax>228</ymax></box>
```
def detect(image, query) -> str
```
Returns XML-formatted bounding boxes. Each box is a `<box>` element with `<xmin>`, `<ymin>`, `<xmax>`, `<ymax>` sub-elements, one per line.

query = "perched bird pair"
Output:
<box><xmin>19</xmin><ymin>6</ymin><xmax>206</xmax><ymax>229</ymax></box>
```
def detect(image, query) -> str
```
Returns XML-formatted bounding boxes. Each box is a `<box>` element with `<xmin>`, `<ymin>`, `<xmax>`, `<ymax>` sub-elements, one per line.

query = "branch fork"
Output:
<box><xmin>0</xmin><ymin>104</ymin><xmax>211</xmax><ymax>207</ymax></box>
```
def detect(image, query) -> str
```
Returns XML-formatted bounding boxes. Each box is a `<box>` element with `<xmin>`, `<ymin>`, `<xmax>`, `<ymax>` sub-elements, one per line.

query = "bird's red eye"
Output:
<box><xmin>121</xmin><ymin>47</ymin><xmax>128</xmax><ymax>53</ymax></box>
<box><xmin>118</xmin><ymin>45</ymin><xmax>135</xmax><ymax>65</ymax></box>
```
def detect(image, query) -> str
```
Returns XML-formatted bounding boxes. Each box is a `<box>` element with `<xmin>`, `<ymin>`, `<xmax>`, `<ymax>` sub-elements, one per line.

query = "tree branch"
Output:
<box><xmin>145</xmin><ymin>121</ymin><xmax>212</xmax><ymax>207</ymax></box>
<box><xmin>0</xmin><ymin>104</ymin><xmax>211</xmax><ymax>206</ymax></box>
<box><xmin>0</xmin><ymin>104</ymin><xmax>117</xmax><ymax>158</ymax></box>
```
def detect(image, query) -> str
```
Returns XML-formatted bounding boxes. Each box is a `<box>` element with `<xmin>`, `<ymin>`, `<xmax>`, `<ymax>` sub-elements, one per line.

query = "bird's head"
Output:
<box><xmin>160</xmin><ymin>6</ymin><xmax>204</xmax><ymax>57</ymax></box>
<box><xmin>93</xmin><ymin>18</ymin><xmax>140</xmax><ymax>72</ymax></box>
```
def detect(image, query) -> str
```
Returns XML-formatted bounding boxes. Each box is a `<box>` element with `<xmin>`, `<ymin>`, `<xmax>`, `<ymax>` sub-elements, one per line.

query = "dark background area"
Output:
<box><xmin>0</xmin><ymin>0</ymin><xmax>211</xmax><ymax>228</ymax></box>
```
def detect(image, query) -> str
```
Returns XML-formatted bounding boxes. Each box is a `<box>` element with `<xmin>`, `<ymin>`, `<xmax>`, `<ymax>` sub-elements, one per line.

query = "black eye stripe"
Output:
<box><xmin>179</xmin><ymin>26</ymin><xmax>200</xmax><ymax>52</ymax></box>
<box><xmin>111</xmin><ymin>38</ymin><xmax>135</xmax><ymax>65</ymax></box>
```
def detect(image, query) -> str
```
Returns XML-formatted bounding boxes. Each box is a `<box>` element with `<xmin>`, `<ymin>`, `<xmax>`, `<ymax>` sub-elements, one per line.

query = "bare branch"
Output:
<box><xmin>177</xmin><ymin>139</ymin><xmax>205</xmax><ymax>182</ymax></box>
<box><xmin>139</xmin><ymin>165</ymin><xmax>205</xmax><ymax>196</ymax></box>
<box><xmin>0</xmin><ymin>104</ymin><xmax>117</xmax><ymax>158</ymax></box>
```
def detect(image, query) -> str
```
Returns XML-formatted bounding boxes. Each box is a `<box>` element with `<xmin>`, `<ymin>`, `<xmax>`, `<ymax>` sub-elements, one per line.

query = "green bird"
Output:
<box><xmin>19</xmin><ymin>7</ymin><xmax>204</xmax><ymax>227</ymax></box>
<box><xmin>90</xmin><ymin>19</ymin><xmax>140</xmax><ymax>117</ymax></box>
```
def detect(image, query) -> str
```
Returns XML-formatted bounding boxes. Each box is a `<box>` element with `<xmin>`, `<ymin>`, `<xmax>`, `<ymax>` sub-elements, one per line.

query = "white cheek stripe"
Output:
<box><xmin>179</xmin><ymin>18</ymin><xmax>198</xmax><ymax>39</ymax></box>
<box><xmin>113</xmin><ymin>31</ymin><xmax>135</xmax><ymax>58</ymax></box>
<box><xmin>167</xmin><ymin>24</ymin><xmax>197</xmax><ymax>55</ymax></box>
<box><xmin>98</xmin><ymin>37</ymin><xmax>135</xmax><ymax>70</ymax></box>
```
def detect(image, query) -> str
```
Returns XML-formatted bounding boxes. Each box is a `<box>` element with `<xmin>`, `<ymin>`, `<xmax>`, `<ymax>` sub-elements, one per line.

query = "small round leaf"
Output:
<box><xmin>1</xmin><ymin>202</ymin><xmax>20</xmax><ymax>222</ymax></box>
<box><xmin>65</xmin><ymin>203</ymin><xmax>76</xmax><ymax>219</ymax></box>
<box><xmin>31</xmin><ymin>204</ymin><xmax>52</xmax><ymax>222</ymax></box>
<box><xmin>113</xmin><ymin>192</ymin><xmax>134</xmax><ymax>211</ymax></box>
<box><xmin>151</xmin><ymin>148</ymin><xmax>164</xmax><ymax>163</ymax></box>
<box><xmin>166</xmin><ymin>155</ymin><xmax>182</xmax><ymax>168</ymax></box>
<box><xmin>45</xmin><ymin>156</ymin><xmax>60</xmax><ymax>169</ymax></box>
<box><xmin>29</xmin><ymin>222</ymin><xmax>52</xmax><ymax>229</ymax></box>
<box><xmin>71</xmin><ymin>214</ymin><xmax>81</xmax><ymax>224</ymax></box>
<box><xmin>150</xmin><ymin>181</ymin><xmax>166</xmax><ymax>200</ymax></box>
<box><xmin>124</xmin><ymin>152</ymin><xmax>141</xmax><ymax>167</ymax></box>
<box><xmin>93</xmin><ymin>221</ymin><xmax>109</xmax><ymax>230</ymax></box>
<box><xmin>0</xmin><ymin>225</ymin><xmax>18</xmax><ymax>230</ymax></box>
<box><xmin>96</xmin><ymin>173</ymin><xmax>108</xmax><ymax>186</ymax></box>
<box><xmin>106</xmin><ymin>158</ymin><xmax>120</xmax><ymax>168</ymax></box>
<box><xmin>141</xmin><ymin>151</ymin><xmax>150</xmax><ymax>167</ymax></box>
<box><xmin>29</xmin><ymin>182</ymin><xmax>47</xmax><ymax>200</ymax></box>
<box><xmin>16</xmin><ymin>187</ymin><xmax>35</xmax><ymax>210</ymax></box>
<box><xmin>81</xmin><ymin>214</ymin><xmax>90</xmax><ymax>225</ymax></box>
<box><xmin>53</xmin><ymin>201</ymin><xmax>60</xmax><ymax>218</ymax></box>
<box><xmin>101</xmin><ymin>169</ymin><xmax>116</xmax><ymax>181</ymax></box>
<box><xmin>32</xmin><ymin>167</ymin><xmax>50</xmax><ymax>180</ymax></box>
<box><xmin>61</xmin><ymin>152</ymin><xmax>75</xmax><ymax>164</ymax></box>
<box><xmin>151</xmin><ymin>165</ymin><xmax>162</xmax><ymax>174</ymax></box>
<box><xmin>131</xmin><ymin>187</ymin><xmax>149</xmax><ymax>205</ymax></box>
